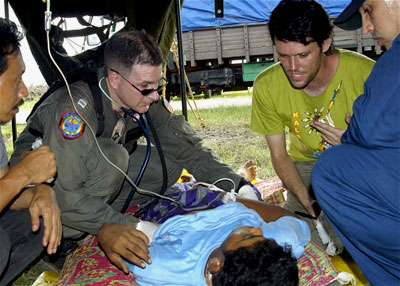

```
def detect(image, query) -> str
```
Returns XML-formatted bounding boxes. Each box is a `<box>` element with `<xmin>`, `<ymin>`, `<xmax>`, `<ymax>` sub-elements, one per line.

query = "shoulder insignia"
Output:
<box><xmin>58</xmin><ymin>111</ymin><xmax>86</xmax><ymax>139</ymax></box>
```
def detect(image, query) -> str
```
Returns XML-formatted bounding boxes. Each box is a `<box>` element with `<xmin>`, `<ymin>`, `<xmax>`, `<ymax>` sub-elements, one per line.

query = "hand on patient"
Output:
<box><xmin>98</xmin><ymin>223</ymin><xmax>151</xmax><ymax>274</ymax></box>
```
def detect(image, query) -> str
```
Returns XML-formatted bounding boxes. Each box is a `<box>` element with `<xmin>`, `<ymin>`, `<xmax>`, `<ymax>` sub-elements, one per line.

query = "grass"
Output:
<box><xmin>11</xmin><ymin>260</ymin><xmax>43</xmax><ymax>286</ymax></box>
<box><xmin>169</xmin><ymin>88</ymin><xmax>253</xmax><ymax>101</ymax></box>
<box><xmin>7</xmin><ymin>90</ymin><xmax>276</xmax><ymax>285</ymax></box>
<box><xmin>2</xmin><ymin>124</ymin><xmax>26</xmax><ymax>158</ymax></box>
<box><xmin>186</xmin><ymin>104</ymin><xmax>275</xmax><ymax>179</ymax></box>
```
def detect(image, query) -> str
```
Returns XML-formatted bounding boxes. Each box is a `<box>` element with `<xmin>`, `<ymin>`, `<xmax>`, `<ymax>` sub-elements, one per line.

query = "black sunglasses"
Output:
<box><xmin>110</xmin><ymin>68</ymin><xmax>167</xmax><ymax>96</ymax></box>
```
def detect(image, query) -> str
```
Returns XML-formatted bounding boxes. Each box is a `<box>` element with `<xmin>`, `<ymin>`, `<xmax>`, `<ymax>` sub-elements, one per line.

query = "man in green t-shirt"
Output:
<box><xmin>250</xmin><ymin>0</ymin><xmax>375</xmax><ymax>251</ymax></box>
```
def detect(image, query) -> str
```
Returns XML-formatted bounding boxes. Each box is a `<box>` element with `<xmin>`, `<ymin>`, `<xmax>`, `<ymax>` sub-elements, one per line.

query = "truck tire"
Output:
<box><xmin>204</xmin><ymin>89</ymin><xmax>212</xmax><ymax>98</ymax></box>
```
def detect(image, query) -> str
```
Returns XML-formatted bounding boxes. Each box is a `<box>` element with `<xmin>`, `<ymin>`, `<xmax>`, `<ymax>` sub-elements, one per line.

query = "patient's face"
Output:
<box><xmin>205</xmin><ymin>227</ymin><xmax>266</xmax><ymax>285</ymax></box>
<box><xmin>204</xmin><ymin>226</ymin><xmax>267</xmax><ymax>285</ymax></box>
<box><xmin>222</xmin><ymin>226</ymin><xmax>265</xmax><ymax>251</ymax></box>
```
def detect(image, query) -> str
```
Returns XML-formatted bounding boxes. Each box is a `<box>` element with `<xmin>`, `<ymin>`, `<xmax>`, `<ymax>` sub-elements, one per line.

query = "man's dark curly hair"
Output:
<box><xmin>212</xmin><ymin>239</ymin><xmax>298</xmax><ymax>286</ymax></box>
<box><xmin>0</xmin><ymin>18</ymin><xmax>23</xmax><ymax>76</ymax></box>
<box><xmin>268</xmin><ymin>0</ymin><xmax>333</xmax><ymax>52</ymax></box>
<box><xmin>104</xmin><ymin>29</ymin><xmax>163</xmax><ymax>75</ymax></box>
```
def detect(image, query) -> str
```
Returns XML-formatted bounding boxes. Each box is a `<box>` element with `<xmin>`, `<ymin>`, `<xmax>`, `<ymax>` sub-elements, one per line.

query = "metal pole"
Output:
<box><xmin>4</xmin><ymin>0</ymin><xmax>9</xmax><ymax>18</ymax></box>
<box><xmin>174</xmin><ymin>0</ymin><xmax>187</xmax><ymax>120</ymax></box>
<box><xmin>4</xmin><ymin>0</ymin><xmax>18</xmax><ymax>147</ymax></box>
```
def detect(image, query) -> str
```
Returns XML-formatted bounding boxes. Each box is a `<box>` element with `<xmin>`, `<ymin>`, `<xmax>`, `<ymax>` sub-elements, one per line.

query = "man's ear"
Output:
<box><xmin>108</xmin><ymin>70</ymin><xmax>120</xmax><ymax>90</ymax></box>
<box><xmin>322</xmin><ymin>37</ymin><xmax>332</xmax><ymax>53</ymax></box>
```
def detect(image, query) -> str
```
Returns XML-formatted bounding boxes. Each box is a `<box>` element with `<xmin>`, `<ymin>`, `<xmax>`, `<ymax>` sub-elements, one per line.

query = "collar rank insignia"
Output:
<box><xmin>58</xmin><ymin>111</ymin><xmax>86</xmax><ymax>139</ymax></box>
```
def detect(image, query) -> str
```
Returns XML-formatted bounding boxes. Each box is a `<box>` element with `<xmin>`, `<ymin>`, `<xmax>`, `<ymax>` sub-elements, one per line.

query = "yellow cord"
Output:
<box><xmin>170</xmin><ymin>40</ymin><xmax>206</xmax><ymax>129</ymax></box>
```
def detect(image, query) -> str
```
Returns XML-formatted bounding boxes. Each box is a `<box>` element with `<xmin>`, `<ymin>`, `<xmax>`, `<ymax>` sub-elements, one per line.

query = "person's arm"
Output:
<box><xmin>97</xmin><ymin>223</ymin><xmax>151</xmax><ymax>274</ymax></box>
<box><xmin>11</xmin><ymin>184</ymin><xmax>62</xmax><ymax>255</ymax></box>
<box><xmin>1</xmin><ymin>144</ymin><xmax>60</xmax><ymax>254</ymax></box>
<box><xmin>0</xmin><ymin>145</ymin><xmax>56</xmax><ymax>212</ymax></box>
<box><xmin>0</xmin><ymin>164</ymin><xmax>8</xmax><ymax>178</ymax></box>
<box><xmin>265</xmin><ymin>133</ymin><xmax>316</xmax><ymax>218</ymax></box>
<box><xmin>236</xmin><ymin>197</ymin><xmax>295</xmax><ymax>222</ymax></box>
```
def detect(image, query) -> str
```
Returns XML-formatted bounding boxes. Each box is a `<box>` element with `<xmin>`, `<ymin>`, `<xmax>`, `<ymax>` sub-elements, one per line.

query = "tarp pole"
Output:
<box><xmin>4</xmin><ymin>0</ymin><xmax>9</xmax><ymax>18</ymax></box>
<box><xmin>3</xmin><ymin>0</ymin><xmax>18</xmax><ymax>147</ymax></box>
<box><xmin>174</xmin><ymin>0</ymin><xmax>187</xmax><ymax>120</ymax></box>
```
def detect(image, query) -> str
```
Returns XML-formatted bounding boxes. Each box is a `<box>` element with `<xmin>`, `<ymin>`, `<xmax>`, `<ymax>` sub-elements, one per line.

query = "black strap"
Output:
<box><xmin>84</xmin><ymin>74</ymin><xmax>104</xmax><ymax>137</ymax></box>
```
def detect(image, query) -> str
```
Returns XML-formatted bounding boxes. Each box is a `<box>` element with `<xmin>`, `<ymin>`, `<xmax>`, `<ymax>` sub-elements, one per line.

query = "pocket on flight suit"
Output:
<box><xmin>169</xmin><ymin>116</ymin><xmax>202</xmax><ymax>147</ymax></box>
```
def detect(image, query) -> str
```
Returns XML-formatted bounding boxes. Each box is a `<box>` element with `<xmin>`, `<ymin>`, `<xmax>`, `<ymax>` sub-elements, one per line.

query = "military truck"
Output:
<box><xmin>167</xmin><ymin>0</ymin><xmax>382</xmax><ymax>97</ymax></box>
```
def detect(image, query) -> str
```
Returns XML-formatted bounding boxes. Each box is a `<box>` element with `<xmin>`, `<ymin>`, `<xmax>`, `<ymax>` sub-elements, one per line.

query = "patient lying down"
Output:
<box><xmin>128</xmin><ymin>198</ymin><xmax>310</xmax><ymax>286</ymax></box>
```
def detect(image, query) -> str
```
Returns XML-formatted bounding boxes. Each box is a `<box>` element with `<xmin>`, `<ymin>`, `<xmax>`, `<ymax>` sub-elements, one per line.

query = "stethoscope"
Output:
<box><xmin>99</xmin><ymin>77</ymin><xmax>168</xmax><ymax>213</ymax></box>
<box><xmin>120</xmin><ymin>107</ymin><xmax>152</xmax><ymax>213</ymax></box>
<box><xmin>99</xmin><ymin>77</ymin><xmax>237</xmax><ymax>216</ymax></box>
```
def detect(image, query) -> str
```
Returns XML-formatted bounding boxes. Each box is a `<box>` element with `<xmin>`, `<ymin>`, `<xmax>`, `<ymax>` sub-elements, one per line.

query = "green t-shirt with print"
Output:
<box><xmin>251</xmin><ymin>48</ymin><xmax>375</xmax><ymax>161</ymax></box>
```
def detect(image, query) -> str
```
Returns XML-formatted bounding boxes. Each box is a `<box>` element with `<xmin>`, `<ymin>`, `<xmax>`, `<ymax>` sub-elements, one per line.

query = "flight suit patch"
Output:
<box><xmin>58</xmin><ymin>111</ymin><xmax>86</xmax><ymax>139</ymax></box>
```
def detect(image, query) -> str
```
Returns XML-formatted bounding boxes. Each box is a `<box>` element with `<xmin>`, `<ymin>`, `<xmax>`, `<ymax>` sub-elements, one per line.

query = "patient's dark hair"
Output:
<box><xmin>212</xmin><ymin>239</ymin><xmax>298</xmax><ymax>286</ymax></box>
<box><xmin>0</xmin><ymin>18</ymin><xmax>23</xmax><ymax>76</ymax></box>
<box><xmin>268</xmin><ymin>0</ymin><xmax>333</xmax><ymax>52</ymax></box>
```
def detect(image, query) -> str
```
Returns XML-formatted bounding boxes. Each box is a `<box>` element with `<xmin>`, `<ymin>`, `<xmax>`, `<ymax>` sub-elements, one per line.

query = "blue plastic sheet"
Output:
<box><xmin>181</xmin><ymin>0</ymin><xmax>351</xmax><ymax>31</ymax></box>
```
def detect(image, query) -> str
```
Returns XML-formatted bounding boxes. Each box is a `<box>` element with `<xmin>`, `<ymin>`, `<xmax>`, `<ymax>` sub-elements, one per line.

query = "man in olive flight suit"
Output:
<box><xmin>10</xmin><ymin>30</ymin><xmax>256</xmax><ymax>273</ymax></box>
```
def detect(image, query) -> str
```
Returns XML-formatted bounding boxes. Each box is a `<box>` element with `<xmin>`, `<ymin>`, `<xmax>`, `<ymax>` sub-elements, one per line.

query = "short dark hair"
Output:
<box><xmin>212</xmin><ymin>239</ymin><xmax>298</xmax><ymax>286</ymax></box>
<box><xmin>0</xmin><ymin>18</ymin><xmax>23</xmax><ymax>76</ymax></box>
<box><xmin>104</xmin><ymin>29</ymin><xmax>163</xmax><ymax>75</ymax></box>
<box><xmin>268</xmin><ymin>0</ymin><xmax>333</xmax><ymax>51</ymax></box>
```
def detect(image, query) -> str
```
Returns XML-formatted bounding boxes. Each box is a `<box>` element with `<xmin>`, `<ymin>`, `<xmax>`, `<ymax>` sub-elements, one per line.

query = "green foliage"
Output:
<box><xmin>12</xmin><ymin>262</ymin><xmax>42</xmax><ymax>286</ymax></box>
<box><xmin>2</xmin><ymin>98</ymin><xmax>38</xmax><ymax>157</ymax></box>
<box><xmin>20</xmin><ymin>98</ymin><xmax>40</xmax><ymax>110</ymax></box>
<box><xmin>2</xmin><ymin>123</ymin><xmax>25</xmax><ymax>158</ymax></box>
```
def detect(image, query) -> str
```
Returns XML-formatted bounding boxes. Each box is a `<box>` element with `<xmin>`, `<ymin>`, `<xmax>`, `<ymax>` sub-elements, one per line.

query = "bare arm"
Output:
<box><xmin>0</xmin><ymin>163</ymin><xmax>31</xmax><ymax>211</ymax></box>
<box><xmin>236</xmin><ymin>197</ymin><xmax>295</xmax><ymax>222</ymax></box>
<box><xmin>10</xmin><ymin>184</ymin><xmax>62</xmax><ymax>254</ymax></box>
<box><xmin>9</xmin><ymin>183</ymin><xmax>35</xmax><ymax>210</ymax></box>
<box><xmin>0</xmin><ymin>145</ymin><xmax>56</xmax><ymax>212</ymax></box>
<box><xmin>98</xmin><ymin>223</ymin><xmax>151</xmax><ymax>273</ymax></box>
<box><xmin>0</xmin><ymin>165</ymin><xmax>21</xmax><ymax>210</ymax></box>
<box><xmin>265</xmin><ymin>133</ymin><xmax>316</xmax><ymax>218</ymax></box>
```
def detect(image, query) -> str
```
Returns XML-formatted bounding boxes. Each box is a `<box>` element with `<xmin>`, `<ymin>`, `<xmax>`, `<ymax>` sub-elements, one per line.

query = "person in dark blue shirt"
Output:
<box><xmin>312</xmin><ymin>0</ymin><xmax>400</xmax><ymax>284</ymax></box>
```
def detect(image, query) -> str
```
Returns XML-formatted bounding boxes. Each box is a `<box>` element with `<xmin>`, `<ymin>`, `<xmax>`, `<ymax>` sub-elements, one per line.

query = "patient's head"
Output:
<box><xmin>206</xmin><ymin>226</ymin><xmax>298</xmax><ymax>286</ymax></box>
